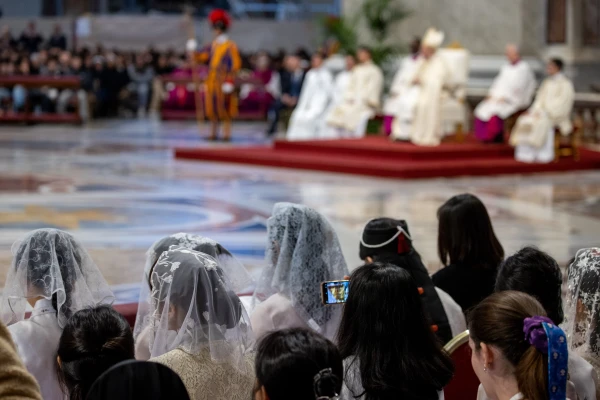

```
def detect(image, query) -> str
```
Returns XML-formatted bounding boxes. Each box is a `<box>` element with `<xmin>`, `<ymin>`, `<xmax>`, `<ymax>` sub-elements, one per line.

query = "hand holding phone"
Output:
<box><xmin>321</xmin><ymin>280</ymin><xmax>350</xmax><ymax>305</ymax></box>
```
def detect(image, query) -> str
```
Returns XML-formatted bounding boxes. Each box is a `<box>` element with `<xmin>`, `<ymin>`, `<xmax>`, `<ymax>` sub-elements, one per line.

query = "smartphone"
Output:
<box><xmin>321</xmin><ymin>280</ymin><xmax>350</xmax><ymax>305</ymax></box>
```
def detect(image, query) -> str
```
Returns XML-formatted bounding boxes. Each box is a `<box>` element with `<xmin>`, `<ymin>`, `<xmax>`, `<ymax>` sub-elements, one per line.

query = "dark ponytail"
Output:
<box><xmin>314</xmin><ymin>368</ymin><xmax>341</xmax><ymax>399</ymax></box>
<box><xmin>56</xmin><ymin>306</ymin><xmax>135</xmax><ymax>400</ymax></box>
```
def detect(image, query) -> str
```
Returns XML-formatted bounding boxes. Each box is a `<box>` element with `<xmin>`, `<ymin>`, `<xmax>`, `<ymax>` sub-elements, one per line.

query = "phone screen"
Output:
<box><xmin>321</xmin><ymin>280</ymin><xmax>350</xmax><ymax>305</ymax></box>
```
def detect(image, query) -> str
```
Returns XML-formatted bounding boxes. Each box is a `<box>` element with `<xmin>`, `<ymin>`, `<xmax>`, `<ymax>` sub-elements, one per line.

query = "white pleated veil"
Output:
<box><xmin>135</xmin><ymin>248</ymin><xmax>253</xmax><ymax>367</ymax></box>
<box><xmin>564</xmin><ymin>248</ymin><xmax>600</xmax><ymax>368</ymax></box>
<box><xmin>252</xmin><ymin>202</ymin><xmax>349</xmax><ymax>338</ymax></box>
<box><xmin>0</xmin><ymin>228</ymin><xmax>114</xmax><ymax>328</ymax></box>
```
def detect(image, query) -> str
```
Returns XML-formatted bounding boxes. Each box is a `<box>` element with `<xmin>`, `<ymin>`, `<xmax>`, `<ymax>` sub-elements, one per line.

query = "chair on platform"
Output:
<box><xmin>503</xmin><ymin>109</ymin><xmax>528</xmax><ymax>142</ymax></box>
<box><xmin>554</xmin><ymin>122</ymin><xmax>582</xmax><ymax>162</ymax></box>
<box><xmin>439</xmin><ymin>44</ymin><xmax>470</xmax><ymax>142</ymax></box>
<box><xmin>443</xmin><ymin>330</ymin><xmax>480</xmax><ymax>400</ymax></box>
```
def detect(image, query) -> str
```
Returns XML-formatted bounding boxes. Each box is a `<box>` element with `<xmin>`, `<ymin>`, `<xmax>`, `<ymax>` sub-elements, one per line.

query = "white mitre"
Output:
<box><xmin>422</xmin><ymin>28</ymin><xmax>445</xmax><ymax>49</ymax></box>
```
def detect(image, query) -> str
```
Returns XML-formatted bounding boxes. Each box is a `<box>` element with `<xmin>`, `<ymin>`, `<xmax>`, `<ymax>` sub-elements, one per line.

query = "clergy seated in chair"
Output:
<box><xmin>319</xmin><ymin>54</ymin><xmax>355</xmax><ymax>139</ymax></box>
<box><xmin>383</xmin><ymin>37</ymin><xmax>421</xmax><ymax>137</ymax></box>
<box><xmin>238</xmin><ymin>52</ymin><xmax>279</xmax><ymax>117</ymax></box>
<box><xmin>325</xmin><ymin>46</ymin><xmax>383</xmax><ymax>139</ymax></box>
<box><xmin>509</xmin><ymin>58</ymin><xmax>575</xmax><ymax>164</ymax></box>
<box><xmin>389</xmin><ymin>27</ymin><xmax>448</xmax><ymax>146</ymax></box>
<box><xmin>162</xmin><ymin>64</ymin><xmax>208</xmax><ymax>111</ymax></box>
<box><xmin>474</xmin><ymin>44</ymin><xmax>536</xmax><ymax>143</ymax></box>
<box><xmin>286</xmin><ymin>52</ymin><xmax>333</xmax><ymax>140</ymax></box>
<box><xmin>438</xmin><ymin>44</ymin><xmax>470</xmax><ymax>139</ymax></box>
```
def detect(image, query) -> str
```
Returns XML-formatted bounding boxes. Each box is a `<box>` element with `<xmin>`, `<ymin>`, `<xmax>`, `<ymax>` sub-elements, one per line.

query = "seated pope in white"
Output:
<box><xmin>384</xmin><ymin>37</ymin><xmax>421</xmax><ymax>139</ymax></box>
<box><xmin>326</xmin><ymin>46</ymin><xmax>383</xmax><ymax>138</ymax></box>
<box><xmin>286</xmin><ymin>52</ymin><xmax>333</xmax><ymax>141</ymax></box>
<box><xmin>510</xmin><ymin>58</ymin><xmax>575</xmax><ymax>163</ymax></box>
<box><xmin>474</xmin><ymin>44</ymin><xmax>536</xmax><ymax>143</ymax></box>
<box><xmin>391</xmin><ymin>28</ymin><xmax>449</xmax><ymax>146</ymax></box>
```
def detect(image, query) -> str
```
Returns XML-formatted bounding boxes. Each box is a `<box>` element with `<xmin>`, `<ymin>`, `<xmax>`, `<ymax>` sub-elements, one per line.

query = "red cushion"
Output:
<box><xmin>444</xmin><ymin>341</ymin><xmax>480</xmax><ymax>400</ymax></box>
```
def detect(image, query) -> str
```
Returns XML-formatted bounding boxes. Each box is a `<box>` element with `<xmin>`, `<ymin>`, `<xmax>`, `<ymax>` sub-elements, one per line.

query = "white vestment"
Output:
<box><xmin>435</xmin><ymin>287</ymin><xmax>467</xmax><ymax>337</ymax></box>
<box><xmin>286</xmin><ymin>67</ymin><xmax>333</xmax><ymax>140</ymax></box>
<box><xmin>320</xmin><ymin>70</ymin><xmax>352</xmax><ymax>139</ymax></box>
<box><xmin>510</xmin><ymin>73</ymin><xmax>575</xmax><ymax>163</ymax></box>
<box><xmin>474</xmin><ymin>61</ymin><xmax>536</xmax><ymax>121</ymax></box>
<box><xmin>393</xmin><ymin>52</ymin><xmax>449</xmax><ymax>146</ymax></box>
<box><xmin>9</xmin><ymin>299</ymin><xmax>64</xmax><ymax>400</ymax></box>
<box><xmin>384</xmin><ymin>55</ymin><xmax>420</xmax><ymax>140</ymax></box>
<box><xmin>326</xmin><ymin>61</ymin><xmax>384</xmax><ymax>138</ymax></box>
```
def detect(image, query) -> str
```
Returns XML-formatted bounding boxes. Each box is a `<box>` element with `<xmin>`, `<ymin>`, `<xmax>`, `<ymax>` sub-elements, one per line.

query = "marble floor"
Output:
<box><xmin>0</xmin><ymin>119</ymin><xmax>599</xmax><ymax>304</ymax></box>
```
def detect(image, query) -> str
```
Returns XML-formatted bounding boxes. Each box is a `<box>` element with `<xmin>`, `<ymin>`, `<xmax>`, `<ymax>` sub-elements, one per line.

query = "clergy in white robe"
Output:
<box><xmin>392</xmin><ymin>28</ymin><xmax>449</xmax><ymax>146</ymax></box>
<box><xmin>474</xmin><ymin>44</ymin><xmax>536</xmax><ymax>143</ymax></box>
<box><xmin>510</xmin><ymin>58</ymin><xmax>575</xmax><ymax>163</ymax></box>
<box><xmin>326</xmin><ymin>47</ymin><xmax>383</xmax><ymax>138</ymax></box>
<box><xmin>320</xmin><ymin>54</ymin><xmax>355</xmax><ymax>139</ymax></box>
<box><xmin>286</xmin><ymin>52</ymin><xmax>333</xmax><ymax>140</ymax></box>
<box><xmin>383</xmin><ymin>37</ymin><xmax>421</xmax><ymax>137</ymax></box>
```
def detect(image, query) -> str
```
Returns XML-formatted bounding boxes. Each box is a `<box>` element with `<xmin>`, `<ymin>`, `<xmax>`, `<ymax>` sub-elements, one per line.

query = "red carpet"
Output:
<box><xmin>175</xmin><ymin>136</ymin><xmax>600</xmax><ymax>179</ymax></box>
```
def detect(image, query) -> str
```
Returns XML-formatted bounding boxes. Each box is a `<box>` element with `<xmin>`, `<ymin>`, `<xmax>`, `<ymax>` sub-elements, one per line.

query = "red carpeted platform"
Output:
<box><xmin>175</xmin><ymin>136</ymin><xmax>600</xmax><ymax>179</ymax></box>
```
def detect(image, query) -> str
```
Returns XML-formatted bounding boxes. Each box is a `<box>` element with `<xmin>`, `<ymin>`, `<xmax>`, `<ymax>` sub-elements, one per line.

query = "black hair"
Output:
<box><xmin>57</xmin><ymin>306</ymin><xmax>135</xmax><ymax>400</ymax></box>
<box><xmin>255</xmin><ymin>328</ymin><xmax>343</xmax><ymax>400</ymax></box>
<box><xmin>495</xmin><ymin>246</ymin><xmax>564</xmax><ymax>325</ymax></box>
<box><xmin>550</xmin><ymin>57</ymin><xmax>564</xmax><ymax>71</ymax></box>
<box><xmin>337</xmin><ymin>263</ymin><xmax>454</xmax><ymax>400</ymax></box>
<box><xmin>437</xmin><ymin>193</ymin><xmax>504</xmax><ymax>269</ymax></box>
<box><xmin>14</xmin><ymin>230</ymin><xmax>79</xmax><ymax>317</ymax></box>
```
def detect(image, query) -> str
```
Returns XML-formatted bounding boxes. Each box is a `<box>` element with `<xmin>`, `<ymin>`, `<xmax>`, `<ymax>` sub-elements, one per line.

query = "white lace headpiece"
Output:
<box><xmin>0</xmin><ymin>228</ymin><xmax>114</xmax><ymax>328</ymax></box>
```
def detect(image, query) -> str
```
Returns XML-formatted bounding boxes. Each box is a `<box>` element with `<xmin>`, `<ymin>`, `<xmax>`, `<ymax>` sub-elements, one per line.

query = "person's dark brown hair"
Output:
<box><xmin>437</xmin><ymin>193</ymin><xmax>504</xmax><ymax>269</ymax></box>
<box><xmin>469</xmin><ymin>291</ymin><xmax>548</xmax><ymax>400</ymax></box>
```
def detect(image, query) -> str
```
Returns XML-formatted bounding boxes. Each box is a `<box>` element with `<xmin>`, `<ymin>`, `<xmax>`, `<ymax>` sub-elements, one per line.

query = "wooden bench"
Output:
<box><xmin>0</xmin><ymin>76</ymin><xmax>83</xmax><ymax>125</ymax></box>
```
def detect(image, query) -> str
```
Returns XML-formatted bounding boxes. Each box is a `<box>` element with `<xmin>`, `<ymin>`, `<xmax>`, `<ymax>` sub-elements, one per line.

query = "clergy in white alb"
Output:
<box><xmin>286</xmin><ymin>52</ymin><xmax>334</xmax><ymax>140</ymax></box>
<box><xmin>326</xmin><ymin>46</ymin><xmax>383</xmax><ymax>138</ymax></box>
<box><xmin>474</xmin><ymin>44</ymin><xmax>536</xmax><ymax>143</ymax></box>
<box><xmin>320</xmin><ymin>54</ymin><xmax>356</xmax><ymax>139</ymax></box>
<box><xmin>510</xmin><ymin>58</ymin><xmax>574</xmax><ymax>164</ymax></box>
<box><xmin>391</xmin><ymin>28</ymin><xmax>449</xmax><ymax>146</ymax></box>
<box><xmin>383</xmin><ymin>37</ymin><xmax>421</xmax><ymax>138</ymax></box>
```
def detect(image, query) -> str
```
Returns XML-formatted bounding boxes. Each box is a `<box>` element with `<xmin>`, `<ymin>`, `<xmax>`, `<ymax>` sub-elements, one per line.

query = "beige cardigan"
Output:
<box><xmin>0</xmin><ymin>322</ymin><xmax>42</xmax><ymax>400</ymax></box>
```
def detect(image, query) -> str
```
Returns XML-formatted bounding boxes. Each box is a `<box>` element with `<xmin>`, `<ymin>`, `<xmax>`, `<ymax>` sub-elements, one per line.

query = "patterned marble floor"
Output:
<box><xmin>0</xmin><ymin>119</ymin><xmax>599</xmax><ymax>304</ymax></box>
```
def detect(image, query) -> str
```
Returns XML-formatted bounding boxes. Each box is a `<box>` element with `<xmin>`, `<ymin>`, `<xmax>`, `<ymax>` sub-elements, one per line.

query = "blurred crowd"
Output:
<box><xmin>0</xmin><ymin>20</ymin><xmax>310</xmax><ymax>121</ymax></box>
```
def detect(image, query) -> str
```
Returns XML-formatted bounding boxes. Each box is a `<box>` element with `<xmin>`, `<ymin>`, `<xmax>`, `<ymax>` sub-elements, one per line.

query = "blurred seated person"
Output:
<box><xmin>162</xmin><ymin>57</ymin><xmax>208</xmax><ymax>111</ymax></box>
<box><xmin>320</xmin><ymin>54</ymin><xmax>355</xmax><ymax>139</ymax></box>
<box><xmin>266</xmin><ymin>54</ymin><xmax>305</xmax><ymax>136</ymax></box>
<box><xmin>127</xmin><ymin>54</ymin><xmax>154</xmax><ymax>117</ymax></box>
<box><xmin>390</xmin><ymin>28</ymin><xmax>448</xmax><ymax>145</ymax></box>
<box><xmin>57</xmin><ymin>56</ymin><xmax>92</xmax><ymax>120</ymax></box>
<box><xmin>0</xmin><ymin>26</ymin><xmax>17</xmax><ymax>50</ymax></box>
<box><xmin>510</xmin><ymin>58</ymin><xmax>574</xmax><ymax>163</ymax></box>
<box><xmin>239</xmin><ymin>52</ymin><xmax>279</xmax><ymax>116</ymax></box>
<box><xmin>286</xmin><ymin>52</ymin><xmax>333</xmax><ymax>140</ymax></box>
<box><xmin>13</xmin><ymin>58</ymin><xmax>52</xmax><ymax>113</ymax></box>
<box><xmin>474</xmin><ymin>44</ymin><xmax>536</xmax><ymax>143</ymax></box>
<box><xmin>326</xmin><ymin>46</ymin><xmax>383</xmax><ymax>139</ymax></box>
<box><xmin>47</xmin><ymin>24</ymin><xmax>67</xmax><ymax>51</ymax></box>
<box><xmin>19</xmin><ymin>21</ymin><xmax>43</xmax><ymax>53</ymax></box>
<box><xmin>383</xmin><ymin>37</ymin><xmax>421</xmax><ymax>136</ymax></box>
<box><xmin>149</xmin><ymin>54</ymin><xmax>175</xmax><ymax>114</ymax></box>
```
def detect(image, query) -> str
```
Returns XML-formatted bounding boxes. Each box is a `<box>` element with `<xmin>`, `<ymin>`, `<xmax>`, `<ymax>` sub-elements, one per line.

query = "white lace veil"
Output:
<box><xmin>135</xmin><ymin>248</ymin><xmax>254</xmax><ymax>368</ymax></box>
<box><xmin>143</xmin><ymin>233</ymin><xmax>253</xmax><ymax>292</ymax></box>
<box><xmin>0</xmin><ymin>228</ymin><xmax>115</xmax><ymax>328</ymax></box>
<box><xmin>252</xmin><ymin>202</ymin><xmax>349</xmax><ymax>339</ymax></box>
<box><xmin>564</xmin><ymin>248</ymin><xmax>600</xmax><ymax>365</ymax></box>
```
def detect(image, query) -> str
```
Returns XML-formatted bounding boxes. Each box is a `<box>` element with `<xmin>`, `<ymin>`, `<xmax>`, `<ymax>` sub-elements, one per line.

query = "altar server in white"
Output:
<box><xmin>326</xmin><ymin>46</ymin><xmax>383</xmax><ymax>138</ymax></box>
<box><xmin>383</xmin><ymin>37</ymin><xmax>421</xmax><ymax>138</ymax></box>
<box><xmin>320</xmin><ymin>54</ymin><xmax>356</xmax><ymax>139</ymax></box>
<box><xmin>286</xmin><ymin>52</ymin><xmax>333</xmax><ymax>140</ymax></box>
<box><xmin>392</xmin><ymin>28</ymin><xmax>448</xmax><ymax>146</ymax></box>
<box><xmin>510</xmin><ymin>58</ymin><xmax>574</xmax><ymax>163</ymax></box>
<box><xmin>474</xmin><ymin>44</ymin><xmax>536</xmax><ymax>143</ymax></box>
